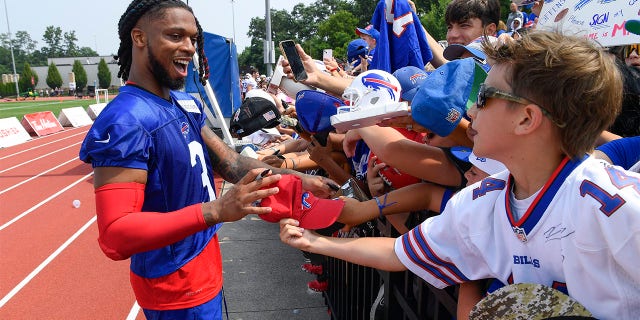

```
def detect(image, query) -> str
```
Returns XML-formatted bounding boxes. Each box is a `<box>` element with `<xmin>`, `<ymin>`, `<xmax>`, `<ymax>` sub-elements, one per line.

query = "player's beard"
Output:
<box><xmin>148</xmin><ymin>45</ymin><xmax>185</xmax><ymax>90</ymax></box>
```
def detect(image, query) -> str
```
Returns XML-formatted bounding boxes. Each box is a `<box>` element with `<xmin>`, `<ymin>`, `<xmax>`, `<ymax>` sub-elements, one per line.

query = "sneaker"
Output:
<box><xmin>301</xmin><ymin>263</ymin><xmax>323</xmax><ymax>275</ymax></box>
<box><xmin>307</xmin><ymin>280</ymin><xmax>328</xmax><ymax>293</ymax></box>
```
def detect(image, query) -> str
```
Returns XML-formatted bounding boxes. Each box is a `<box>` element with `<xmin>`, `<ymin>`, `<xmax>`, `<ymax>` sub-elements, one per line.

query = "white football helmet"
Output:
<box><xmin>341</xmin><ymin>70</ymin><xmax>402</xmax><ymax>111</ymax></box>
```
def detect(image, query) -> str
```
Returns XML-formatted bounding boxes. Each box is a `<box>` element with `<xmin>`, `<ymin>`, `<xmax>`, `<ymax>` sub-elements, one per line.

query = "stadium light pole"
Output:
<box><xmin>231</xmin><ymin>0</ymin><xmax>236</xmax><ymax>44</ymax></box>
<box><xmin>264</xmin><ymin>0</ymin><xmax>273</xmax><ymax>76</ymax></box>
<box><xmin>3</xmin><ymin>0</ymin><xmax>19</xmax><ymax>99</ymax></box>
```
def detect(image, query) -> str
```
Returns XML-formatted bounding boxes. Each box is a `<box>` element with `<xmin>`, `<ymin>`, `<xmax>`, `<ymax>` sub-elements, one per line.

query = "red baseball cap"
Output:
<box><xmin>258</xmin><ymin>175</ymin><xmax>345</xmax><ymax>229</ymax></box>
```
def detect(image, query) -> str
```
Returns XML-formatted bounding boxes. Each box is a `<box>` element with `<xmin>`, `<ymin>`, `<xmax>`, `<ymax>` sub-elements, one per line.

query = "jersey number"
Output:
<box><xmin>189</xmin><ymin>141</ymin><xmax>215</xmax><ymax>201</ymax></box>
<box><xmin>579</xmin><ymin>166</ymin><xmax>639</xmax><ymax>217</ymax></box>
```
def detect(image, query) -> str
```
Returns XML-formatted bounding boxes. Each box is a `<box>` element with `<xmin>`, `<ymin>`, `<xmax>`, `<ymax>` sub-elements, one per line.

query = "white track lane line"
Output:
<box><xmin>126</xmin><ymin>301</ymin><xmax>141</xmax><ymax>320</ymax></box>
<box><xmin>0</xmin><ymin>172</ymin><xmax>93</xmax><ymax>232</ymax></box>
<box><xmin>0</xmin><ymin>129</ymin><xmax>88</xmax><ymax>161</ymax></box>
<box><xmin>0</xmin><ymin>157</ymin><xmax>79</xmax><ymax>195</ymax></box>
<box><xmin>0</xmin><ymin>142</ymin><xmax>82</xmax><ymax>174</ymax></box>
<box><xmin>0</xmin><ymin>216</ymin><xmax>97</xmax><ymax>308</ymax></box>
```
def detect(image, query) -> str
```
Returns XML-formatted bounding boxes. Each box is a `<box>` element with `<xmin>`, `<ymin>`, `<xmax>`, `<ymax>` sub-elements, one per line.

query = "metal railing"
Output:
<box><xmin>323</xmin><ymin>212</ymin><xmax>459</xmax><ymax>320</ymax></box>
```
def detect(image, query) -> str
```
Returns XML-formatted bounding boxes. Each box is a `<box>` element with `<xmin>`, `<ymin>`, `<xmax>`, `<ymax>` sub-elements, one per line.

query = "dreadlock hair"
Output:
<box><xmin>115</xmin><ymin>0</ymin><xmax>210</xmax><ymax>86</ymax></box>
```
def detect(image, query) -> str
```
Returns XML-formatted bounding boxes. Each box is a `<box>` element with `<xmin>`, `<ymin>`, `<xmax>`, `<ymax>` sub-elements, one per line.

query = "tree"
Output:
<box><xmin>315</xmin><ymin>10</ymin><xmax>359</xmax><ymax>60</ymax></box>
<box><xmin>42</xmin><ymin>26</ymin><xmax>64</xmax><ymax>57</ymax></box>
<box><xmin>77</xmin><ymin>47</ymin><xmax>99</xmax><ymax>57</ymax></box>
<box><xmin>18</xmin><ymin>62</ymin><xmax>37</xmax><ymax>92</ymax></box>
<box><xmin>46</xmin><ymin>63</ymin><xmax>63</xmax><ymax>90</ymax></box>
<box><xmin>72</xmin><ymin>60</ymin><xmax>88</xmax><ymax>92</ymax></box>
<box><xmin>64</xmin><ymin>31</ymin><xmax>79</xmax><ymax>56</ymax></box>
<box><xmin>97</xmin><ymin>58</ymin><xmax>111</xmax><ymax>89</ymax></box>
<box><xmin>14</xmin><ymin>31</ymin><xmax>38</xmax><ymax>56</ymax></box>
<box><xmin>420</xmin><ymin>0</ymin><xmax>448</xmax><ymax>42</ymax></box>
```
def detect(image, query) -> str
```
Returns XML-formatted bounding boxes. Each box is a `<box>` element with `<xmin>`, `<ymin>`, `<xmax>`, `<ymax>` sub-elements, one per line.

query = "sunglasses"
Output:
<box><xmin>623</xmin><ymin>44</ymin><xmax>639</xmax><ymax>58</ymax></box>
<box><xmin>476</xmin><ymin>84</ymin><xmax>566</xmax><ymax>128</ymax></box>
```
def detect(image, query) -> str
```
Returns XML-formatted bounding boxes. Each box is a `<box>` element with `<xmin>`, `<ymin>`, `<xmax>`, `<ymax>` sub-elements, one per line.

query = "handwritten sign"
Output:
<box><xmin>537</xmin><ymin>0</ymin><xmax>640</xmax><ymax>47</ymax></box>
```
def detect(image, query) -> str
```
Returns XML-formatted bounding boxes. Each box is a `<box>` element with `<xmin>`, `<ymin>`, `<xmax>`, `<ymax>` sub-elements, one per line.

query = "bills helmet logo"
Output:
<box><xmin>409</xmin><ymin>73</ymin><xmax>427</xmax><ymax>85</ymax></box>
<box><xmin>301</xmin><ymin>192</ymin><xmax>312</xmax><ymax>209</ymax></box>
<box><xmin>361</xmin><ymin>73</ymin><xmax>399</xmax><ymax>101</ymax></box>
<box><xmin>181</xmin><ymin>122</ymin><xmax>190</xmax><ymax>139</ymax></box>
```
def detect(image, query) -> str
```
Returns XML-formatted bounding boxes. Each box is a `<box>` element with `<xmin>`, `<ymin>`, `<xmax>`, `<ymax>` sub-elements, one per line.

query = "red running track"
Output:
<box><xmin>0</xmin><ymin>127</ymin><xmax>145</xmax><ymax>319</ymax></box>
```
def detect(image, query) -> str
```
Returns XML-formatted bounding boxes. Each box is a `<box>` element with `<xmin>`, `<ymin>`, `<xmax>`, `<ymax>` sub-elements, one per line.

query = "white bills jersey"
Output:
<box><xmin>395</xmin><ymin>156</ymin><xmax>640</xmax><ymax>319</ymax></box>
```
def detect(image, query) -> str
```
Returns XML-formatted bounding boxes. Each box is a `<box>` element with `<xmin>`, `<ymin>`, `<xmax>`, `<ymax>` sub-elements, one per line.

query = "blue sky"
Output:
<box><xmin>1</xmin><ymin>0</ymin><xmax>315</xmax><ymax>56</ymax></box>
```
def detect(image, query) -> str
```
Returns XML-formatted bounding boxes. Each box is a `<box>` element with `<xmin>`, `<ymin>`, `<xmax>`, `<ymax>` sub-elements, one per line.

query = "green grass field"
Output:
<box><xmin>0</xmin><ymin>99</ymin><xmax>104</xmax><ymax>120</ymax></box>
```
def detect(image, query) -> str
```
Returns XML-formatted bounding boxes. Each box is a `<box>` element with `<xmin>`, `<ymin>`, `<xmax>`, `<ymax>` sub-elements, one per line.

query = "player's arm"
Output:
<box><xmin>92</xmin><ymin>166</ymin><xmax>279</xmax><ymax>260</ymax></box>
<box><xmin>280</xmin><ymin>218</ymin><xmax>407</xmax><ymax>271</ymax></box>
<box><xmin>201</xmin><ymin>126</ymin><xmax>337</xmax><ymax>198</ymax></box>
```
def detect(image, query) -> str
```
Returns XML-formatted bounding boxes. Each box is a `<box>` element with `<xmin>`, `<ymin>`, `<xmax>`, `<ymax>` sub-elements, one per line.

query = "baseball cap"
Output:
<box><xmin>411</xmin><ymin>58</ymin><xmax>487</xmax><ymax>137</ymax></box>
<box><xmin>355</xmin><ymin>25</ymin><xmax>380</xmax><ymax>42</ymax></box>
<box><xmin>347</xmin><ymin>38</ymin><xmax>369</xmax><ymax>64</ymax></box>
<box><xmin>469</xmin><ymin>283</ymin><xmax>593</xmax><ymax>320</ymax></box>
<box><xmin>259</xmin><ymin>175</ymin><xmax>345</xmax><ymax>229</ymax></box>
<box><xmin>443</xmin><ymin>36</ymin><xmax>497</xmax><ymax>63</ymax></box>
<box><xmin>392</xmin><ymin>66</ymin><xmax>429</xmax><ymax>102</ymax></box>
<box><xmin>468</xmin><ymin>151</ymin><xmax>507</xmax><ymax>175</ymax></box>
<box><xmin>369</xmin><ymin>128</ymin><xmax>425</xmax><ymax>189</ymax></box>
<box><xmin>626</xmin><ymin>19</ymin><xmax>640</xmax><ymax>36</ymax></box>
<box><xmin>295</xmin><ymin>90</ymin><xmax>343</xmax><ymax>133</ymax></box>
<box><xmin>229</xmin><ymin>93</ymin><xmax>281</xmax><ymax>138</ymax></box>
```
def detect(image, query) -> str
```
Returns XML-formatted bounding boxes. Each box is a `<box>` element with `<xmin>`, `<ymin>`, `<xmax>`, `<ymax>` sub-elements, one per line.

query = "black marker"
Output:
<box><xmin>255</xmin><ymin>169</ymin><xmax>271</xmax><ymax>181</ymax></box>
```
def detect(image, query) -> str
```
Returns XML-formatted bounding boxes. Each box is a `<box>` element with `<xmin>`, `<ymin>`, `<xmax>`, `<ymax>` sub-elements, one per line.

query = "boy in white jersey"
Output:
<box><xmin>280</xmin><ymin>31</ymin><xmax>640</xmax><ymax>319</ymax></box>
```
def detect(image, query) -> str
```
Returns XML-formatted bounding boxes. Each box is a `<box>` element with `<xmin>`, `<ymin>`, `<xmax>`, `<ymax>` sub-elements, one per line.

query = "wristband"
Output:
<box><xmin>373</xmin><ymin>193</ymin><xmax>397</xmax><ymax>220</ymax></box>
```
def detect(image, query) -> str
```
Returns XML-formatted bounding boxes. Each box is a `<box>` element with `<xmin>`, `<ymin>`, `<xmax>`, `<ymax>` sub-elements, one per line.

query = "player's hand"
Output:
<box><xmin>203</xmin><ymin>168</ymin><xmax>281</xmax><ymax>225</ymax></box>
<box><xmin>299</xmin><ymin>174</ymin><xmax>339</xmax><ymax>199</ymax></box>
<box><xmin>281</xmin><ymin>44</ymin><xmax>320</xmax><ymax>86</ymax></box>
<box><xmin>366</xmin><ymin>155</ymin><xmax>387</xmax><ymax>197</ymax></box>
<box><xmin>279</xmin><ymin>218</ymin><xmax>316</xmax><ymax>251</ymax></box>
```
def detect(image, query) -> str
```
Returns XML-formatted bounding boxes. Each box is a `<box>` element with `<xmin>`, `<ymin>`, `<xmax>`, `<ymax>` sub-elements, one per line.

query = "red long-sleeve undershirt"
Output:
<box><xmin>95</xmin><ymin>182</ymin><xmax>208</xmax><ymax>260</ymax></box>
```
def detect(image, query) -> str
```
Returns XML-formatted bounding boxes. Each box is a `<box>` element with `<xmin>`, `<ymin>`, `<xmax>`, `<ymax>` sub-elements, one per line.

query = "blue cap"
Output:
<box><xmin>355</xmin><ymin>25</ymin><xmax>380</xmax><ymax>42</ymax></box>
<box><xmin>443</xmin><ymin>36</ymin><xmax>497</xmax><ymax>63</ymax></box>
<box><xmin>411</xmin><ymin>58</ymin><xmax>487</xmax><ymax>137</ymax></box>
<box><xmin>295</xmin><ymin>90</ymin><xmax>344</xmax><ymax>133</ymax></box>
<box><xmin>392</xmin><ymin>66</ymin><xmax>429</xmax><ymax>102</ymax></box>
<box><xmin>347</xmin><ymin>39</ymin><xmax>369</xmax><ymax>64</ymax></box>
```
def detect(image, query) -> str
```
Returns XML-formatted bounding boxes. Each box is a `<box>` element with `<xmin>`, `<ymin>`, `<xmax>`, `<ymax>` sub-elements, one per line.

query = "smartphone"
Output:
<box><xmin>279</xmin><ymin>40</ymin><xmax>308</xmax><ymax>82</ymax></box>
<box><xmin>323</xmin><ymin>49</ymin><xmax>333</xmax><ymax>60</ymax></box>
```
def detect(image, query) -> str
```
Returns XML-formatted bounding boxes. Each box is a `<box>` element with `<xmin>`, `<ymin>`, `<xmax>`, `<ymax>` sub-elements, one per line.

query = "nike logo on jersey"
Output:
<box><xmin>95</xmin><ymin>133</ymin><xmax>110</xmax><ymax>144</ymax></box>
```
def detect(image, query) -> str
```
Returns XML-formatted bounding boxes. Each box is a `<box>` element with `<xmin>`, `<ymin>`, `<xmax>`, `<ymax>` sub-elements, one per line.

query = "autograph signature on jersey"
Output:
<box><xmin>544</xmin><ymin>224</ymin><xmax>575</xmax><ymax>242</ymax></box>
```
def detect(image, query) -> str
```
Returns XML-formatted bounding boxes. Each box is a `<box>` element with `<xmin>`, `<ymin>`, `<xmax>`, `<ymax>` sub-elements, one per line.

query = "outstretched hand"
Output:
<box><xmin>279</xmin><ymin>218</ymin><xmax>316</xmax><ymax>251</ymax></box>
<box><xmin>203</xmin><ymin>168</ymin><xmax>281</xmax><ymax>225</ymax></box>
<box><xmin>281</xmin><ymin>44</ymin><xmax>320</xmax><ymax>87</ymax></box>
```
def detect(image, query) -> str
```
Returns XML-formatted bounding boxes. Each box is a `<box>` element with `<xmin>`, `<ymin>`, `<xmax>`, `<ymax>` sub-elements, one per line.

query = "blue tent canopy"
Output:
<box><xmin>185</xmin><ymin>32</ymin><xmax>241</xmax><ymax>118</ymax></box>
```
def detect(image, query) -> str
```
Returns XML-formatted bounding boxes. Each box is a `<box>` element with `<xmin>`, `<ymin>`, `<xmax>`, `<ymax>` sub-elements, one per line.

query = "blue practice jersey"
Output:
<box><xmin>80</xmin><ymin>85</ymin><xmax>220</xmax><ymax>278</ymax></box>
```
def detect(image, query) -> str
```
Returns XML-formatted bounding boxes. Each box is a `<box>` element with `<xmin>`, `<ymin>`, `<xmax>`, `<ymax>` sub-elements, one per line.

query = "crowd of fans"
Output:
<box><xmin>226</xmin><ymin>0</ymin><xmax>640</xmax><ymax>318</ymax></box>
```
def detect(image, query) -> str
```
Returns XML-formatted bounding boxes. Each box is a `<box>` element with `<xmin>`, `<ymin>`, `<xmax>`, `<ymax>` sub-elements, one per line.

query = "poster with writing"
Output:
<box><xmin>536</xmin><ymin>0</ymin><xmax>640</xmax><ymax>47</ymax></box>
